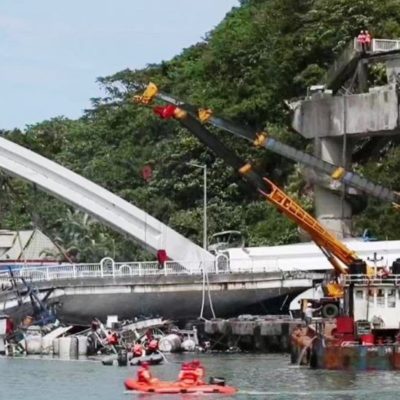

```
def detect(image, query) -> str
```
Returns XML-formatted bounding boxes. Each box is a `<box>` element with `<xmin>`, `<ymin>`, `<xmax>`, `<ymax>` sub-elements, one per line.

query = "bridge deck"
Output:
<box><xmin>0</xmin><ymin>264</ymin><xmax>324</xmax><ymax>323</ymax></box>
<box><xmin>325</xmin><ymin>38</ymin><xmax>400</xmax><ymax>91</ymax></box>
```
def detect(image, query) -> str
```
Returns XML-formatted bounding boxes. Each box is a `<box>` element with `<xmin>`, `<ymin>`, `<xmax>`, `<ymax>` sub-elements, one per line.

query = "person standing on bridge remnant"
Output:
<box><xmin>357</xmin><ymin>30</ymin><xmax>366</xmax><ymax>52</ymax></box>
<box><xmin>157</xmin><ymin>249</ymin><xmax>168</xmax><ymax>269</ymax></box>
<box><xmin>365</xmin><ymin>30</ymin><xmax>372</xmax><ymax>51</ymax></box>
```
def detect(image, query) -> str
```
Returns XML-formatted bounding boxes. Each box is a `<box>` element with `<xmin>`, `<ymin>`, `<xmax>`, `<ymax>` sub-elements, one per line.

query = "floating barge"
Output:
<box><xmin>205</xmin><ymin>315</ymin><xmax>301</xmax><ymax>352</ymax></box>
<box><xmin>293</xmin><ymin>270</ymin><xmax>400</xmax><ymax>370</ymax></box>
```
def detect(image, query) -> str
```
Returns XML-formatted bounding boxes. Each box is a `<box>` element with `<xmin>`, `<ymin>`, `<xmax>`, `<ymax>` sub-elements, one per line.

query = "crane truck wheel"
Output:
<box><xmin>321</xmin><ymin>303</ymin><xmax>339</xmax><ymax>318</ymax></box>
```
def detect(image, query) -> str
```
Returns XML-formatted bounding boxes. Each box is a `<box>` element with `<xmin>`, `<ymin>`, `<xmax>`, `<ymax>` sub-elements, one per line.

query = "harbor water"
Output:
<box><xmin>1</xmin><ymin>353</ymin><xmax>400</xmax><ymax>400</ymax></box>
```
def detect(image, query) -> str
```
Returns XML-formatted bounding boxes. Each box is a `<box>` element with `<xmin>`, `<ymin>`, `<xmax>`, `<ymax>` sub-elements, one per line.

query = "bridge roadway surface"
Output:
<box><xmin>0</xmin><ymin>262</ymin><xmax>323</xmax><ymax>324</ymax></box>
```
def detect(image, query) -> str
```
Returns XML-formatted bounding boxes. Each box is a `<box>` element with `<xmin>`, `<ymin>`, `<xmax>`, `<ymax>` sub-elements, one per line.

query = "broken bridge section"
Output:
<box><xmin>290</xmin><ymin>37</ymin><xmax>400</xmax><ymax>238</ymax></box>
<box><xmin>0</xmin><ymin>136</ymin><xmax>214</xmax><ymax>270</ymax></box>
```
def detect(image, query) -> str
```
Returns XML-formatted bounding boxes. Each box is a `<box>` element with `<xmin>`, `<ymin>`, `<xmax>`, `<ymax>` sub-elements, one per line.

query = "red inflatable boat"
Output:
<box><xmin>124</xmin><ymin>379</ymin><xmax>237</xmax><ymax>395</ymax></box>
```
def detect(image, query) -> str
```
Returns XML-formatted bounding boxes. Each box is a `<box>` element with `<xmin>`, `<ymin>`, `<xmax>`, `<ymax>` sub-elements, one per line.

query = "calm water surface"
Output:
<box><xmin>1</xmin><ymin>353</ymin><xmax>400</xmax><ymax>400</ymax></box>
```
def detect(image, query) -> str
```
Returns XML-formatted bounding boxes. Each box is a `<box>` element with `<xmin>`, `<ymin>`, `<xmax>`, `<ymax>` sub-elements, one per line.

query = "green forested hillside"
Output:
<box><xmin>2</xmin><ymin>0</ymin><xmax>400</xmax><ymax>261</ymax></box>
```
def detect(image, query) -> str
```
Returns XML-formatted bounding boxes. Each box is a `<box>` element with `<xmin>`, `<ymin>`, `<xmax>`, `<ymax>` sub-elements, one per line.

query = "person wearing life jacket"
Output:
<box><xmin>5</xmin><ymin>316</ymin><xmax>14</xmax><ymax>336</ymax></box>
<box><xmin>190</xmin><ymin>360</ymin><xmax>205</xmax><ymax>385</ymax></box>
<box><xmin>145</xmin><ymin>329</ymin><xmax>154</xmax><ymax>341</ymax></box>
<box><xmin>178</xmin><ymin>362</ymin><xmax>198</xmax><ymax>385</ymax></box>
<box><xmin>146</xmin><ymin>339</ymin><xmax>159</xmax><ymax>355</ymax></box>
<box><xmin>157</xmin><ymin>249</ymin><xmax>168</xmax><ymax>269</ymax></box>
<box><xmin>107</xmin><ymin>331</ymin><xmax>119</xmax><ymax>346</ymax></box>
<box><xmin>365</xmin><ymin>30</ymin><xmax>372</xmax><ymax>51</ymax></box>
<box><xmin>178</xmin><ymin>361</ymin><xmax>205</xmax><ymax>386</ymax></box>
<box><xmin>357</xmin><ymin>30</ymin><xmax>366</xmax><ymax>52</ymax></box>
<box><xmin>137</xmin><ymin>362</ymin><xmax>159</xmax><ymax>384</ymax></box>
<box><xmin>133</xmin><ymin>342</ymin><xmax>144</xmax><ymax>358</ymax></box>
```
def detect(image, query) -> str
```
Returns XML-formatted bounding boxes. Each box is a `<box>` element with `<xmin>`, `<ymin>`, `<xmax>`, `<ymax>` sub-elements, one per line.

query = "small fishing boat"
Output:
<box><xmin>130</xmin><ymin>353</ymin><xmax>164</xmax><ymax>366</ymax></box>
<box><xmin>292</xmin><ymin>269</ymin><xmax>400</xmax><ymax>370</ymax></box>
<box><xmin>102</xmin><ymin>351</ymin><xmax>164</xmax><ymax>366</ymax></box>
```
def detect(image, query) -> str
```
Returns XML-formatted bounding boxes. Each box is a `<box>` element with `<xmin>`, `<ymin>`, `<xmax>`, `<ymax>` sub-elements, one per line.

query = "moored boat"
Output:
<box><xmin>130</xmin><ymin>353</ymin><xmax>163</xmax><ymax>366</ymax></box>
<box><xmin>293</xmin><ymin>268</ymin><xmax>400</xmax><ymax>370</ymax></box>
<box><xmin>102</xmin><ymin>352</ymin><xmax>164</xmax><ymax>366</ymax></box>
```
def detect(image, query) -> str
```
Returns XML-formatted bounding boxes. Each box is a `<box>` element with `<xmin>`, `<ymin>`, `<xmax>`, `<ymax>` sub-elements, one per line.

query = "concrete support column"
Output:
<box><xmin>386</xmin><ymin>59</ymin><xmax>400</xmax><ymax>84</ymax></box>
<box><xmin>314</xmin><ymin>136</ymin><xmax>353</xmax><ymax>238</ymax></box>
<box><xmin>356</xmin><ymin>60</ymin><xmax>368</xmax><ymax>93</ymax></box>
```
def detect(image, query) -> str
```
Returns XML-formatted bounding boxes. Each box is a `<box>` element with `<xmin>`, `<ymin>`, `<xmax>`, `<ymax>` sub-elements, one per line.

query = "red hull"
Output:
<box><xmin>313</xmin><ymin>343</ymin><xmax>400</xmax><ymax>370</ymax></box>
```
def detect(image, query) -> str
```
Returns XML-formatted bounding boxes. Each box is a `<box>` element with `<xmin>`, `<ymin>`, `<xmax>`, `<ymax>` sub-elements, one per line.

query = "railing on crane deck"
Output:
<box><xmin>342</xmin><ymin>273</ymin><xmax>400</xmax><ymax>285</ymax></box>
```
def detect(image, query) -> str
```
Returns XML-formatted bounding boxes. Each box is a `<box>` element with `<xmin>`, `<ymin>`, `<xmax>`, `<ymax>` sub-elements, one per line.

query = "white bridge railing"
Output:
<box><xmin>354</xmin><ymin>38</ymin><xmax>400</xmax><ymax>53</ymax></box>
<box><xmin>0</xmin><ymin>256</ymin><xmax>317</xmax><ymax>287</ymax></box>
<box><xmin>371</xmin><ymin>38</ymin><xmax>400</xmax><ymax>52</ymax></box>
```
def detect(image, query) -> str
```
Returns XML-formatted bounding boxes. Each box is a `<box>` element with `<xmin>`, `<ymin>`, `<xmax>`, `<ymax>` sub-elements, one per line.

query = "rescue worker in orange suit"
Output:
<box><xmin>145</xmin><ymin>329</ymin><xmax>153</xmax><ymax>341</ymax></box>
<box><xmin>146</xmin><ymin>339</ymin><xmax>159</xmax><ymax>355</ymax></box>
<box><xmin>357</xmin><ymin>30</ymin><xmax>366</xmax><ymax>52</ymax></box>
<box><xmin>178</xmin><ymin>360</ymin><xmax>205</xmax><ymax>386</ymax></box>
<box><xmin>107</xmin><ymin>331</ymin><xmax>119</xmax><ymax>346</ymax></box>
<box><xmin>5</xmin><ymin>316</ymin><xmax>14</xmax><ymax>336</ymax></box>
<box><xmin>157</xmin><ymin>249</ymin><xmax>168</xmax><ymax>269</ymax></box>
<box><xmin>137</xmin><ymin>362</ymin><xmax>159</xmax><ymax>384</ymax></box>
<box><xmin>178</xmin><ymin>362</ymin><xmax>197</xmax><ymax>385</ymax></box>
<box><xmin>133</xmin><ymin>342</ymin><xmax>144</xmax><ymax>358</ymax></box>
<box><xmin>365</xmin><ymin>30</ymin><xmax>372</xmax><ymax>51</ymax></box>
<box><xmin>191</xmin><ymin>360</ymin><xmax>205</xmax><ymax>384</ymax></box>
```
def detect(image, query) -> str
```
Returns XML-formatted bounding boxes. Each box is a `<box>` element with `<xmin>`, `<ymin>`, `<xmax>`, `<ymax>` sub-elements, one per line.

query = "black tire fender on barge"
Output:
<box><xmin>321</xmin><ymin>303</ymin><xmax>339</xmax><ymax>319</ymax></box>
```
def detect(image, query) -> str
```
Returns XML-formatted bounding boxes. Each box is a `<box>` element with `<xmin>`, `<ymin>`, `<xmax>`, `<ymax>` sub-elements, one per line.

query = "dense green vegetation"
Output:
<box><xmin>2</xmin><ymin>0</ymin><xmax>400</xmax><ymax>261</ymax></box>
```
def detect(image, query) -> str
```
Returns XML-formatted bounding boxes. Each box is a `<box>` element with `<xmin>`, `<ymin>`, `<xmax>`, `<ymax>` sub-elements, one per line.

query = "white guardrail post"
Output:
<box><xmin>99</xmin><ymin>257</ymin><xmax>113</xmax><ymax>277</ymax></box>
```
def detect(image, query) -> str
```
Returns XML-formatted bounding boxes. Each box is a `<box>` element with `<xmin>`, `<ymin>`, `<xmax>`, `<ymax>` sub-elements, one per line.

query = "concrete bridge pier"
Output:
<box><xmin>386</xmin><ymin>59</ymin><xmax>400</xmax><ymax>83</ymax></box>
<box><xmin>314</xmin><ymin>136</ymin><xmax>353</xmax><ymax>238</ymax></box>
<box><xmin>204</xmin><ymin>317</ymin><xmax>298</xmax><ymax>352</ymax></box>
<box><xmin>291</xmin><ymin>38</ymin><xmax>400</xmax><ymax>238</ymax></box>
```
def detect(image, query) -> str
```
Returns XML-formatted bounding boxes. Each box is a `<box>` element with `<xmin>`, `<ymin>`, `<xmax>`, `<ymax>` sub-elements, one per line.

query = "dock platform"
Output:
<box><xmin>204</xmin><ymin>315</ymin><xmax>303</xmax><ymax>352</ymax></box>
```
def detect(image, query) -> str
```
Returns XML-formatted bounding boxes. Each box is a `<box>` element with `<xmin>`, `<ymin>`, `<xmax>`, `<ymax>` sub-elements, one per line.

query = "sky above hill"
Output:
<box><xmin>0</xmin><ymin>0</ymin><xmax>238</xmax><ymax>130</ymax></box>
